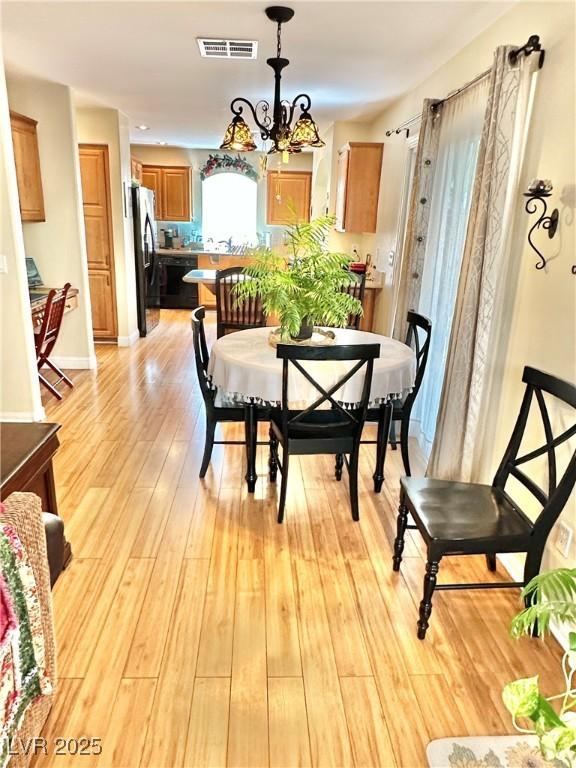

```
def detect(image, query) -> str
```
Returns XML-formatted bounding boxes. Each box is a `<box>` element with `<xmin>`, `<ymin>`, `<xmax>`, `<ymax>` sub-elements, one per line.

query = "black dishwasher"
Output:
<box><xmin>156</xmin><ymin>255</ymin><xmax>199</xmax><ymax>309</ymax></box>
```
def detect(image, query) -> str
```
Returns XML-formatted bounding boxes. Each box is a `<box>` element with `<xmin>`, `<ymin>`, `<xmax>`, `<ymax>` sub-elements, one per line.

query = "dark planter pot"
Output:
<box><xmin>291</xmin><ymin>318</ymin><xmax>314</xmax><ymax>341</ymax></box>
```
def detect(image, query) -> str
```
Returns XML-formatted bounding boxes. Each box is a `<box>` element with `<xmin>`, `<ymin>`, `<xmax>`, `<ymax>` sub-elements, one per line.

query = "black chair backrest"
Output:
<box><xmin>276</xmin><ymin>343</ymin><xmax>380</xmax><ymax>440</ymax></box>
<box><xmin>35</xmin><ymin>283</ymin><xmax>71</xmax><ymax>359</ymax></box>
<box><xmin>216</xmin><ymin>266</ymin><xmax>266</xmax><ymax>338</ymax></box>
<box><xmin>343</xmin><ymin>271</ymin><xmax>366</xmax><ymax>330</ymax></box>
<box><xmin>403</xmin><ymin>310</ymin><xmax>432</xmax><ymax>408</ymax></box>
<box><xmin>191</xmin><ymin>306</ymin><xmax>214</xmax><ymax>404</ymax></box>
<box><xmin>493</xmin><ymin>366</ymin><xmax>576</xmax><ymax>541</ymax></box>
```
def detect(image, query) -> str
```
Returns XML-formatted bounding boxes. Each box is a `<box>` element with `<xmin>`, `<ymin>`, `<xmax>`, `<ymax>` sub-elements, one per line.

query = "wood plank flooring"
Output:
<box><xmin>35</xmin><ymin>310</ymin><xmax>563</xmax><ymax>768</ymax></box>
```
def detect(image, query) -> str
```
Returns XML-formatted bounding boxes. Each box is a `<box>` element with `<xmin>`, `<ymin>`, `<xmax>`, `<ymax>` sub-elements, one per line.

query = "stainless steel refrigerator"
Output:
<box><xmin>132</xmin><ymin>186</ymin><xmax>160</xmax><ymax>337</ymax></box>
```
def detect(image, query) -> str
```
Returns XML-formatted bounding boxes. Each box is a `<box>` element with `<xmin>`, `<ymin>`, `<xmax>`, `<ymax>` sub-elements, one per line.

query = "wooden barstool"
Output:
<box><xmin>35</xmin><ymin>283</ymin><xmax>74</xmax><ymax>400</ymax></box>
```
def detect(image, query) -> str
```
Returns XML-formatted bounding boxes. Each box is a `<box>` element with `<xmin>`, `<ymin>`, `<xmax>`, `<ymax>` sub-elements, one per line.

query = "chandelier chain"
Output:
<box><xmin>276</xmin><ymin>22</ymin><xmax>282</xmax><ymax>58</ymax></box>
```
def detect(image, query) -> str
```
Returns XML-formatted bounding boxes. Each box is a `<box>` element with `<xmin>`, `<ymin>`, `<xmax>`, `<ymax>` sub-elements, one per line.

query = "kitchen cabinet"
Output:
<box><xmin>335</xmin><ymin>142</ymin><xmax>383</xmax><ymax>233</ymax></box>
<box><xmin>141</xmin><ymin>166</ymin><xmax>163</xmax><ymax>219</ymax></box>
<box><xmin>141</xmin><ymin>164</ymin><xmax>191</xmax><ymax>221</ymax></box>
<box><xmin>79</xmin><ymin>144</ymin><xmax>118</xmax><ymax>340</ymax></box>
<box><xmin>266</xmin><ymin>171</ymin><xmax>311</xmax><ymax>225</ymax></box>
<box><xmin>131</xmin><ymin>157</ymin><xmax>143</xmax><ymax>184</ymax></box>
<box><xmin>10</xmin><ymin>111</ymin><xmax>45</xmax><ymax>222</ymax></box>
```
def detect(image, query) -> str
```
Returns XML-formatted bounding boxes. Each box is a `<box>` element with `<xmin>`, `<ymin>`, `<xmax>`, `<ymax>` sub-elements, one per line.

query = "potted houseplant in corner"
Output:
<box><xmin>233</xmin><ymin>214</ymin><xmax>363</xmax><ymax>340</ymax></box>
<box><xmin>502</xmin><ymin>568</ymin><xmax>576</xmax><ymax>767</ymax></box>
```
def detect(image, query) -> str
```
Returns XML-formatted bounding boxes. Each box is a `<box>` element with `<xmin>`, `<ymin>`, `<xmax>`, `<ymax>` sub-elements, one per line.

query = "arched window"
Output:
<box><xmin>202</xmin><ymin>173</ymin><xmax>258</xmax><ymax>247</ymax></box>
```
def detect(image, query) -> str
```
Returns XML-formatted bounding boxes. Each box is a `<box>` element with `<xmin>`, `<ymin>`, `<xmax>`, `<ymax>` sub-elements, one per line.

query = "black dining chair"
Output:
<box><xmin>342</xmin><ymin>271</ymin><xmax>366</xmax><ymax>330</ymax></box>
<box><xmin>366</xmin><ymin>311</ymin><xmax>432</xmax><ymax>490</ymax></box>
<box><xmin>215</xmin><ymin>266</ymin><xmax>266</xmax><ymax>338</ymax></box>
<box><xmin>191</xmin><ymin>306</ymin><xmax>268</xmax><ymax>477</ymax></box>
<box><xmin>393</xmin><ymin>366</ymin><xmax>576</xmax><ymax>640</ymax></box>
<box><xmin>269</xmin><ymin>343</ymin><xmax>380</xmax><ymax>523</ymax></box>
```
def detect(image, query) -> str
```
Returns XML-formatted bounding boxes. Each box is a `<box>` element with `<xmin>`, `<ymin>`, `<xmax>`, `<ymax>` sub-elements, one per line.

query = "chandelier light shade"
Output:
<box><xmin>220</xmin><ymin>6</ymin><xmax>325</xmax><ymax>154</ymax></box>
<box><xmin>220</xmin><ymin>115</ymin><xmax>257</xmax><ymax>152</ymax></box>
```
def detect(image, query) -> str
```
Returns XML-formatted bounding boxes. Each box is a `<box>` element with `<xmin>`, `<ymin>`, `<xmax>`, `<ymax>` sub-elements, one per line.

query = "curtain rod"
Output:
<box><xmin>387</xmin><ymin>34</ymin><xmax>545</xmax><ymax>132</ymax></box>
<box><xmin>385</xmin><ymin>114</ymin><xmax>420</xmax><ymax>139</ymax></box>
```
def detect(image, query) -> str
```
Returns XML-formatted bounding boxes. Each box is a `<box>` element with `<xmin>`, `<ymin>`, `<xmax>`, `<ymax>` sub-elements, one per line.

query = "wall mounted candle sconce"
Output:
<box><xmin>523</xmin><ymin>179</ymin><xmax>559</xmax><ymax>270</ymax></box>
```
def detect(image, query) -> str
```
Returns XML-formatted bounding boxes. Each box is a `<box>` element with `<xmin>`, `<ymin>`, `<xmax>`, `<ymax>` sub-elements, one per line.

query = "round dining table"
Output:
<box><xmin>208</xmin><ymin>326</ymin><xmax>416</xmax><ymax>492</ymax></box>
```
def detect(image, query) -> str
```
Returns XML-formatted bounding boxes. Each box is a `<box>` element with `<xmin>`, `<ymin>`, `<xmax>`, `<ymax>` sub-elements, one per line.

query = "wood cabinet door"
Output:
<box><xmin>79</xmin><ymin>146</ymin><xmax>114</xmax><ymax>270</ymax></box>
<box><xmin>10</xmin><ymin>111</ymin><xmax>45</xmax><ymax>222</ymax></box>
<box><xmin>162</xmin><ymin>167</ymin><xmax>191</xmax><ymax>221</ymax></box>
<box><xmin>266</xmin><ymin>171</ymin><xmax>311</xmax><ymax>225</ymax></box>
<box><xmin>141</xmin><ymin>166</ymin><xmax>163</xmax><ymax>219</ymax></box>
<box><xmin>88</xmin><ymin>270</ymin><xmax>117</xmax><ymax>338</ymax></box>
<box><xmin>79</xmin><ymin>144</ymin><xmax>117</xmax><ymax>339</ymax></box>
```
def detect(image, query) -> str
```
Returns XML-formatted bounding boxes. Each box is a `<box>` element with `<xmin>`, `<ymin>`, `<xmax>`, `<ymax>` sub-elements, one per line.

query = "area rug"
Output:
<box><xmin>427</xmin><ymin>735</ymin><xmax>565</xmax><ymax>767</ymax></box>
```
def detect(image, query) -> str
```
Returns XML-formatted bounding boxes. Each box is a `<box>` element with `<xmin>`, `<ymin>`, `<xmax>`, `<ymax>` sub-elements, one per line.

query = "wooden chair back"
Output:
<box><xmin>276</xmin><ymin>343</ymin><xmax>380</xmax><ymax>443</ymax></box>
<box><xmin>493</xmin><ymin>366</ymin><xmax>576</xmax><ymax>551</ymax></box>
<box><xmin>35</xmin><ymin>284</ymin><xmax>71</xmax><ymax>363</ymax></box>
<box><xmin>343</xmin><ymin>271</ymin><xmax>366</xmax><ymax>330</ymax></box>
<box><xmin>191</xmin><ymin>306</ymin><xmax>214</xmax><ymax>405</ymax></box>
<box><xmin>403</xmin><ymin>310</ymin><xmax>432</xmax><ymax>409</ymax></box>
<box><xmin>215</xmin><ymin>266</ymin><xmax>265</xmax><ymax>338</ymax></box>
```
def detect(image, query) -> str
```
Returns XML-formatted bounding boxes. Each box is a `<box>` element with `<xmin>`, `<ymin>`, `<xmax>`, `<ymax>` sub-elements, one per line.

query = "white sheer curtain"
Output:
<box><xmin>411</xmin><ymin>77</ymin><xmax>490</xmax><ymax>458</ymax></box>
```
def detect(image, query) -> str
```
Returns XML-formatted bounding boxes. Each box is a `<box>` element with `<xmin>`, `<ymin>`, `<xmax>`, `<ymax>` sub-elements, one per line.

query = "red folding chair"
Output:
<box><xmin>35</xmin><ymin>283</ymin><xmax>74</xmax><ymax>400</ymax></box>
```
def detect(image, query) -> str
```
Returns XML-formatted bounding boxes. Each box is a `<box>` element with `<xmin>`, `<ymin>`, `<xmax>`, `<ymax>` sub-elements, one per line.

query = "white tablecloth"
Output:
<box><xmin>207</xmin><ymin>327</ymin><xmax>416</xmax><ymax>408</ymax></box>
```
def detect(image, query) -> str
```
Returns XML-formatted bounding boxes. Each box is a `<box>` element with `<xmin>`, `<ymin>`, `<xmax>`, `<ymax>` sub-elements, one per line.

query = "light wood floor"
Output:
<box><xmin>35</xmin><ymin>310</ymin><xmax>562</xmax><ymax>768</ymax></box>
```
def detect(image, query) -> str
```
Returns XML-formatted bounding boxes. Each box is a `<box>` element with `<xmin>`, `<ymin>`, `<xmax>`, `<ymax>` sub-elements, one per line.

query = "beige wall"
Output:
<box><xmin>363</xmin><ymin>0</ymin><xmax>575</xmax><ymax>573</ymax></box>
<box><xmin>76</xmin><ymin>108</ymin><xmax>138</xmax><ymax>345</ymax></box>
<box><xmin>6</xmin><ymin>76</ymin><xmax>95</xmax><ymax>369</ymax></box>
<box><xmin>0</xmin><ymin>48</ymin><xmax>44</xmax><ymax>420</ymax></box>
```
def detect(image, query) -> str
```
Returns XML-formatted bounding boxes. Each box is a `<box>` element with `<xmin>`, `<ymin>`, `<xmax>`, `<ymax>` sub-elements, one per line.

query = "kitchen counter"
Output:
<box><xmin>156</xmin><ymin>247</ymin><xmax>252</xmax><ymax>258</ymax></box>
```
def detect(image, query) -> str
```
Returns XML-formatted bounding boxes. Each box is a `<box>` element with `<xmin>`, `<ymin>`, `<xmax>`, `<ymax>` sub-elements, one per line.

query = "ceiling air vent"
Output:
<box><xmin>197</xmin><ymin>38</ymin><xmax>258</xmax><ymax>60</ymax></box>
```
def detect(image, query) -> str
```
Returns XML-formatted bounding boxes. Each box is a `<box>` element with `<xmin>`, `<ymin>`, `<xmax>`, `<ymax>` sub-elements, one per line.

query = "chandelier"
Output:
<box><xmin>220</xmin><ymin>6</ymin><xmax>325</xmax><ymax>155</ymax></box>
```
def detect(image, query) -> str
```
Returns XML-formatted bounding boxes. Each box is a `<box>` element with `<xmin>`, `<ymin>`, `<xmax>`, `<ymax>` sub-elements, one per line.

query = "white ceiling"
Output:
<box><xmin>2</xmin><ymin>0</ymin><xmax>516</xmax><ymax>148</ymax></box>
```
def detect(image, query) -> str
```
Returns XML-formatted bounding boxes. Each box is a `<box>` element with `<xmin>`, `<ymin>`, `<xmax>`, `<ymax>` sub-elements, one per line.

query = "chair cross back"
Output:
<box><xmin>276</xmin><ymin>343</ymin><xmax>380</xmax><ymax>434</ymax></box>
<box><xmin>191</xmin><ymin>306</ymin><xmax>214</xmax><ymax>404</ymax></box>
<box><xmin>215</xmin><ymin>266</ymin><xmax>265</xmax><ymax>338</ymax></box>
<box><xmin>405</xmin><ymin>310</ymin><xmax>432</xmax><ymax>403</ymax></box>
<box><xmin>493</xmin><ymin>367</ymin><xmax>576</xmax><ymax>540</ymax></box>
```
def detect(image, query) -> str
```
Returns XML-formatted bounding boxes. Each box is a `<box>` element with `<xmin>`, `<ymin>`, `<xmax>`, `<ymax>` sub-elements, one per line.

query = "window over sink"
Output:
<box><xmin>201</xmin><ymin>172</ymin><xmax>258</xmax><ymax>249</ymax></box>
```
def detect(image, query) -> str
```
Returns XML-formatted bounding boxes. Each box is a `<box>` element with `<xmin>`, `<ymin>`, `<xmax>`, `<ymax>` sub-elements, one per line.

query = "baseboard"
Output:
<box><xmin>117</xmin><ymin>329</ymin><xmax>140</xmax><ymax>347</ymax></box>
<box><xmin>0</xmin><ymin>407</ymin><xmax>46</xmax><ymax>422</ymax></box>
<box><xmin>50</xmin><ymin>355</ymin><xmax>98</xmax><ymax>370</ymax></box>
<box><xmin>498</xmin><ymin>553</ymin><xmax>570</xmax><ymax>651</ymax></box>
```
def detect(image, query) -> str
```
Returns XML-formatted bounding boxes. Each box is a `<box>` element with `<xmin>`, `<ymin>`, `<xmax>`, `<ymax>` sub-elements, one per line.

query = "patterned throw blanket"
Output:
<box><xmin>0</xmin><ymin>519</ymin><xmax>52</xmax><ymax>767</ymax></box>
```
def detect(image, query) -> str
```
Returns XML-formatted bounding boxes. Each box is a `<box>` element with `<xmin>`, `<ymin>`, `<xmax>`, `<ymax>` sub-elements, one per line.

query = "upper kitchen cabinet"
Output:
<box><xmin>267</xmin><ymin>170</ymin><xmax>311</xmax><ymax>225</ymax></box>
<box><xmin>335</xmin><ymin>142</ymin><xmax>383</xmax><ymax>233</ymax></box>
<box><xmin>162</xmin><ymin>167</ymin><xmax>191</xmax><ymax>221</ymax></box>
<box><xmin>141</xmin><ymin>164</ymin><xmax>191</xmax><ymax>221</ymax></box>
<box><xmin>140</xmin><ymin>165</ymin><xmax>163</xmax><ymax>219</ymax></box>
<box><xmin>10</xmin><ymin>111</ymin><xmax>45</xmax><ymax>222</ymax></box>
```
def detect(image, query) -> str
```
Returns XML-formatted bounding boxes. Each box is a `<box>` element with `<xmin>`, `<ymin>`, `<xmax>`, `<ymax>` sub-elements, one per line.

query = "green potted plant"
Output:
<box><xmin>502</xmin><ymin>568</ymin><xmax>576</xmax><ymax>766</ymax></box>
<box><xmin>233</xmin><ymin>214</ymin><xmax>363</xmax><ymax>340</ymax></box>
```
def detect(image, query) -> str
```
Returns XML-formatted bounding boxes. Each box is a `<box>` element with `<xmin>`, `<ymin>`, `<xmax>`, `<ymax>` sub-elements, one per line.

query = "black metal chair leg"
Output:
<box><xmin>486</xmin><ymin>553</ymin><xmax>497</xmax><ymax>572</ymax></box>
<box><xmin>392</xmin><ymin>502</ymin><xmax>409</xmax><ymax>571</ymax></box>
<box><xmin>268</xmin><ymin>428</ymin><xmax>278</xmax><ymax>483</ymax></box>
<box><xmin>373</xmin><ymin>403</ymin><xmax>392</xmax><ymax>493</ymax></box>
<box><xmin>244</xmin><ymin>403</ymin><xmax>258</xmax><ymax>493</ymax></box>
<box><xmin>335</xmin><ymin>453</ymin><xmax>344</xmax><ymax>481</ymax></box>
<box><xmin>277</xmin><ymin>451</ymin><xmax>289</xmax><ymax>524</ymax></box>
<box><xmin>523</xmin><ymin>546</ymin><xmax>545</xmax><ymax>637</ymax></box>
<box><xmin>349</xmin><ymin>447</ymin><xmax>360</xmax><ymax>522</ymax></box>
<box><xmin>199</xmin><ymin>419</ymin><xmax>216</xmax><ymax>478</ymax></box>
<box><xmin>400</xmin><ymin>416</ymin><xmax>411</xmax><ymax>476</ymax></box>
<box><xmin>417</xmin><ymin>559</ymin><xmax>440</xmax><ymax>640</ymax></box>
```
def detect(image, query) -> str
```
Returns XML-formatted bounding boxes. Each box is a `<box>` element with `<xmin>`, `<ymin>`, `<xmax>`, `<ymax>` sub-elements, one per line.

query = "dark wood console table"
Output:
<box><xmin>0</xmin><ymin>421</ymin><xmax>72</xmax><ymax>569</ymax></box>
